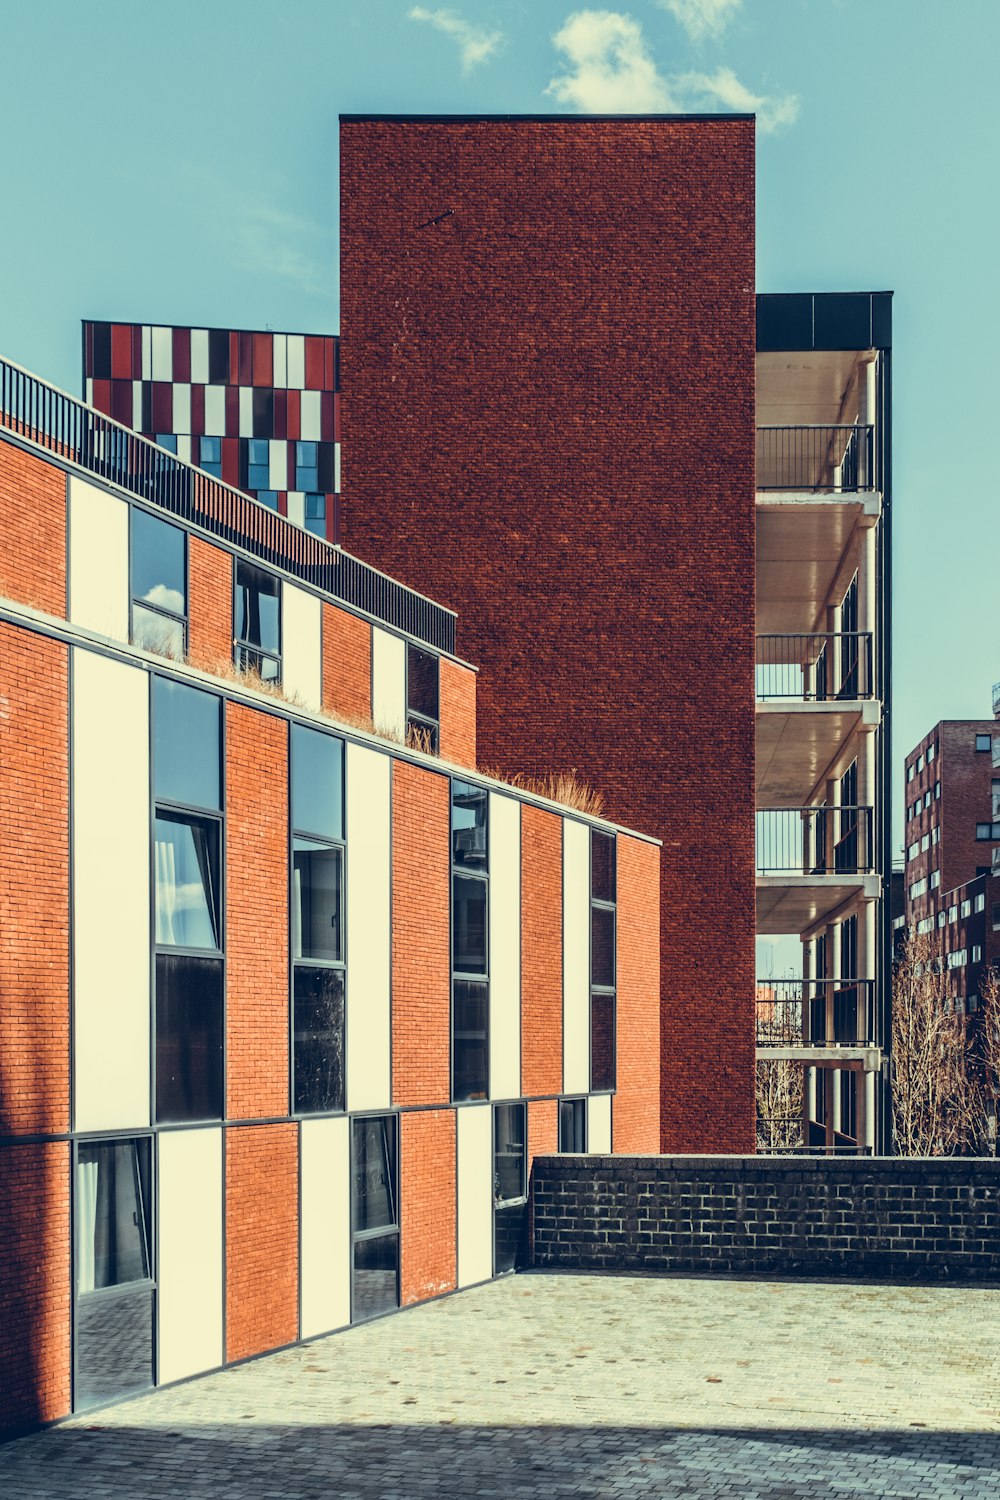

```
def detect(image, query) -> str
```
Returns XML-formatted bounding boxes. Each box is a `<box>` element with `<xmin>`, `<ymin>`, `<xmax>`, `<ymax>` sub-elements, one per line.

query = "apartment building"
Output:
<box><xmin>0</xmin><ymin>359</ymin><xmax>660</xmax><ymax>1437</ymax></box>
<box><xmin>754</xmin><ymin>291</ymin><xmax>893</xmax><ymax>1154</ymax></box>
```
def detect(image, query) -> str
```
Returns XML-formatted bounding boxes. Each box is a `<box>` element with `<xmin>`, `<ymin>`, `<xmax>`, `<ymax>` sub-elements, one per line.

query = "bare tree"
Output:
<box><xmin>892</xmin><ymin>929</ymin><xmax>977</xmax><ymax>1156</ymax></box>
<box><xmin>756</xmin><ymin>1057</ymin><xmax>804</xmax><ymax>1151</ymax></box>
<box><xmin>965</xmin><ymin>966</ymin><xmax>1000</xmax><ymax>1155</ymax></box>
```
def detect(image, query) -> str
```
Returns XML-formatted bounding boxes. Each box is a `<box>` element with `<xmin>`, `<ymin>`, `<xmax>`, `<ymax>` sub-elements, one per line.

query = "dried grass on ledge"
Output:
<box><xmin>480</xmin><ymin>766</ymin><xmax>606</xmax><ymax>819</ymax></box>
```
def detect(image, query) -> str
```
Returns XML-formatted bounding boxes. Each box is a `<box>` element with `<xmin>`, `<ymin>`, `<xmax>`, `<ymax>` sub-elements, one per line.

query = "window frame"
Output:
<box><xmin>451</xmin><ymin>777</ymin><xmax>490</xmax><ymax>1103</ymax></box>
<box><xmin>976</xmin><ymin>734</ymin><xmax>992</xmax><ymax>753</ymax></box>
<box><xmin>406</xmin><ymin>643</ymin><xmax>440</xmax><ymax>752</ymax></box>
<box><xmin>233</xmin><ymin>556</ymin><xmax>282</xmax><ymax>684</ymax></box>
<box><xmin>349</xmin><ymin>1112</ymin><xmax>400</xmax><ymax>1324</ymax></box>
<box><xmin>558</xmin><ymin>1097</ymin><xmax>588</xmax><ymax>1153</ymax></box>
<box><xmin>129</xmin><ymin>505</ymin><xmax>188</xmax><ymax>660</ymax></box>
<box><xmin>590</xmin><ymin>829</ymin><xmax>617</xmax><ymax>1094</ymax></box>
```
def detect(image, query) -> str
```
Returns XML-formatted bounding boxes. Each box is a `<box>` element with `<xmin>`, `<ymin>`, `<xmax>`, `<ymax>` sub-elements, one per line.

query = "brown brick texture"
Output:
<box><xmin>323</xmin><ymin>602</ymin><xmax>371</xmax><ymax>724</ymax></box>
<box><xmin>340</xmin><ymin>118</ymin><xmax>756</xmax><ymax>1152</ymax></box>
<box><xmin>0</xmin><ymin>1142</ymin><xmax>71</xmax><ymax>1436</ymax></box>
<box><xmin>614</xmin><ymin>836</ymin><xmax>662</xmax><ymax>1153</ymax></box>
<box><xmin>0</xmin><ymin>626</ymin><xmax>69</xmax><ymax>1135</ymax></box>
<box><xmin>226</xmin><ymin>702</ymin><xmax>289</xmax><ymax>1119</ymax></box>
<box><xmin>188</xmin><ymin>534</ymin><xmax>233</xmax><ymax>672</ymax></box>
<box><xmin>440</xmin><ymin>658</ymin><xmax>476</xmax><ymax>768</ymax></box>
<box><xmin>225</xmin><ymin>1124</ymin><xmax>298</xmax><ymax>1362</ymax></box>
<box><xmin>392</xmin><ymin>760</ymin><xmax>450</xmax><ymax>1104</ymax></box>
<box><xmin>400</xmin><ymin>1109</ymin><xmax>456</xmax><ymax>1305</ymax></box>
<box><xmin>0</xmin><ymin>439</ymin><xmax>66</xmax><ymax>616</ymax></box>
<box><xmin>528</xmin><ymin>1098</ymin><xmax>558</xmax><ymax>1159</ymax></box>
<box><xmin>905</xmin><ymin>722</ymin><xmax>998</xmax><ymax>929</ymax></box>
<box><xmin>521</xmin><ymin>805</ymin><xmax>563</xmax><ymax>1098</ymax></box>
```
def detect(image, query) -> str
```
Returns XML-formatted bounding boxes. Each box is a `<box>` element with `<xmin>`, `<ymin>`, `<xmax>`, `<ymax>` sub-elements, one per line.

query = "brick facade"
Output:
<box><xmin>226</xmin><ymin>703</ymin><xmax>289</xmax><ymax>1120</ymax></box>
<box><xmin>0</xmin><ymin>439</ymin><xmax>66</xmax><ymax>616</ymax></box>
<box><xmin>521</xmin><ymin>805</ymin><xmax>563</xmax><ymax>1099</ymax></box>
<box><xmin>392</xmin><ymin>760</ymin><xmax>451</xmax><ymax>1105</ymax></box>
<box><xmin>323</xmin><ymin>601</ymin><xmax>371</xmax><ymax>724</ymax></box>
<box><xmin>400</xmin><ymin>1109</ymin><xmax>456</xmax><ymax>1305</ymax></box>
<box><xmin>0</xmin><ymin>626</ymin><xmax>70</xmax><ymax>1136</ymax></box>
<box><xmin>339</xmin><ymin>117</ymin><xmax>756</xmax><ymax>1152</ymax></box>
<box><xmin>0</xmin><ymin>1142</ymin><xmax>71</xmax><ymax>1435</ymax></box>
<box><xmin>188</xmin><ymin>535</ymin><xmax>234</xmax><ymax>672</ymax></box>
<box><xmin>439</xmin><ymin>658</ymin><xmax>476</xmax><ymax>768</ymax></box>
<box><xmin>225</xmin><ymin>1125</ymin><xmax>299</xmax><ymax>1362</ymax></box>
<box><xmin>613</xmin><ymin>836</ymin><xmax>662</xmax><ymax>1154</ymax></box>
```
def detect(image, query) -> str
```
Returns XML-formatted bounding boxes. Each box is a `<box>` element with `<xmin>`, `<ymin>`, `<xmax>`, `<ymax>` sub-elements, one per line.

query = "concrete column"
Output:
<box><xmin>831</xmin><ymin>1067</ymin><xmax>842</xmax><ymax>1138</ymax></box>
<box><xmin>804</xmin><ymin>1065</ymin><xmax>816</xmax><ymax>1141</ymax></box>
<box><xmin>864</xmin><ymin>1069</ymin><xmax>877</xmax><ymax>1154</ymax></box>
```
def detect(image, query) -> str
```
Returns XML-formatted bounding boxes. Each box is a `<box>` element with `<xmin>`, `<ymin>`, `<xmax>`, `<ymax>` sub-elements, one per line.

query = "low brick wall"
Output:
<box><xmin>531</xmin><ymin>1155</ymin><xmax>1000</xmax><ymax>1280</ymax></box>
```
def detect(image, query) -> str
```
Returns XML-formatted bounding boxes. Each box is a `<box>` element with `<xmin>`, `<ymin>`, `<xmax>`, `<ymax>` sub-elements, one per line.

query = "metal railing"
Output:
<box><xmin>756</xmin><ymin>424</ymin><xmax>875</xmax><ymax>493</ymax></box>
<box><xmin>0</xmin><ymin>355</ymin><xmax>456</xmax><ymax>654</ymax></box>
<box><xmin>755</xmin><ymin>632</ymin><xmax>874</xmax><ymax>701</ymax></box>
<box><xmin>756</xmin><ymin>805</ymin><xmax>875</xmax><ymax>875</ymax></box>
<box><xmin>755</xmin><ymin>979</ymin><xmax>877</xmax><ymax>1047</ymax></box>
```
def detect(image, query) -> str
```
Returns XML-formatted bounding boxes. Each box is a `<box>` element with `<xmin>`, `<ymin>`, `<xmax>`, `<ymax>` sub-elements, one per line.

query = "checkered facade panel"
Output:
<box><xmin>82</xmin><ymin>322</ymin><xmax>340</xmax><ymax>542</ymax></box>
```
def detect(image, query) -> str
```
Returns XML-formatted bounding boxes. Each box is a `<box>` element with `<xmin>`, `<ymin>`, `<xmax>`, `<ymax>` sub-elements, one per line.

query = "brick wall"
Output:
<box><xmin>528</xmin><ymin>1098</ymin><xmax>557</xmax><ymax>1159</ymax></box>
<box><xmin>0</xmin><ymin>1142</ymin><xmax>71</xmax><ymax>1436</ymax></box>
<box><xmin>340</xmin><ymin>118</ymin><xmax>756</xmax><ymax>1152</ymax></box>
<box><xmin>532</xmin><ymin>1155</ymin><xmax>1000</xmax><ymax>1280</ymax></box>
<box><xmin>0</xmin><ymin>439</ymin><xmax>66</xmax><ymax>617</ymax></box>
<box><xmin>400</xmin><ymin>1109</ymin><xmax>456</xmax><ymax>1305</ymax></box>
<box><xmin>440</xmin><ymin>658</ymin><xmax>476</xmax><ymax>768</ymax></box>
<box><xmin>521</xmin><ymin>805</ymin><xmax>562</xmax><ymax>1098</ymax></box>
<box><xmin>225</xmin><ymin>1125</ymin><xmax>298</xmax><ymax>1362</ymax></box>
<box><xmin>392</xmin><ymin>760</ymin><xmax>450</xmax><ymax>1104</ymax></box>
<box><xmin>614</xmin><ymin>836</ymin><xmax>662</xmax><ymax>1153</ymax></box>
<box><xmin>188</xmin><ymin>535</ymin><xmax>234</xmax><ymax>671</ymax></box>
<box><xmin>323</xmin><ymin>601</ymin><xmax>371</xmax><ymax>724</ymax></box>
<box><xmin>0</xmin><ymin>626</ymin><xmax>69</xmax><ymax>1136</ymax></box>
<box><xmin>226</xmin><ymin>703</ymin><xmax>289</xmax><ymax>1119</ymax></box>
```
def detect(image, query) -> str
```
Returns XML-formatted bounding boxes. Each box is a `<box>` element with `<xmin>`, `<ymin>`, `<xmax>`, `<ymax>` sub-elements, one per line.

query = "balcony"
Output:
<box><xmin>757</xmin><ymin>425</ymin><xmax>875</xmax><ymax>494</ymax></box>
<box><xmin>756</xmin><ymin>633</ymin><xmax>874</xmax><ymax>702</ymax></box>
<box><xmin>756</xmin><ymin>805</ymin><xmax>880</xmax><ymax>935</ymax></box>
<box><xmin>0</xmin><ymin>355</ymin><xmax>456</xmax><ymax>653</ymax></box>
<box><xmin>756</xmin><ymin>979</ymin><xmax>877</xmax><ymax>1048</ymax></box>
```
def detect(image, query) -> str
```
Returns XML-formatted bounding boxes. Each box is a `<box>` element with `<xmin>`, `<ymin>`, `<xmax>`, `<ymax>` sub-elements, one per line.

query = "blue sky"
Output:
<box><xmin>2</xmin><ymin>0</ymin><xmax>999</xmax><ymax>881</ymax></box>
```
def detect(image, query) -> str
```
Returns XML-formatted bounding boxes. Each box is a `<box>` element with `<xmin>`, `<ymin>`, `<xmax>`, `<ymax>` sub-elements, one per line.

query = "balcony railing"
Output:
<box><xmin>756</xmin><ymin>979</ymin><xmax>877</xmax><ymax>1047</ymax></box>
<box><xmin>0</xmin><ymin>355</ymin><xmax>456</xmax><ymax>654</ymax></box>
<box><xmin>756</xmin><ymin>805</ymin><xmax>875</xmax><ymax>875</ymax></box>
<box><xmin>756</xmin><ymin>633</ymin><xmax>874</xmax><ymax>701</ymax></box>
<box><xmin>757</xmin><ymin>424</ymin><xmax>875</xmax><ymax>493</ymax></box>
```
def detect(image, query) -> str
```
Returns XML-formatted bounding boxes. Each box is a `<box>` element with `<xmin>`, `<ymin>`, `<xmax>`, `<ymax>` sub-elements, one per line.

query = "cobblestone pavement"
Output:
<box><xmin>3</xmin><ymin>1272</ymin><xmax>1000</xmax><ymax>1498</ymax></box>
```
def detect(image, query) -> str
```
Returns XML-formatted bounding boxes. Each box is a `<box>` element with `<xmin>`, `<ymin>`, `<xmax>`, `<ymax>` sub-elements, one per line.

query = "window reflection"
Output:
<box><xmin>154</xmin><ymin>812</ymin><xmax>220</xmax><ymax>949</ymax></box>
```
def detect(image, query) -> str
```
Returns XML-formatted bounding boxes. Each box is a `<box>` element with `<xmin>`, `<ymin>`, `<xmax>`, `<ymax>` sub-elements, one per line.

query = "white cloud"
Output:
<box><xmin>547</xmin><ymin>10</ymin><xmax>680</xmax><ymax>112</ymax></box>
<box><xmin>546</xmin><ymin>11</ymin><xmax>798</xmax><ymax>133</ymax></box>
<box><xmin>678</xmin><ymin>65</ymin><xmax>800</xmax><ymax>133</ymax></box>
<box><xmin>409</xmin><ymin>7</ymin><xmax>503</xmax><ymax>73</ymax></box>
<box><xmin>659</xmin><ymin>0</ymin><xmax>742</xmax><ymax>44</ymax></box>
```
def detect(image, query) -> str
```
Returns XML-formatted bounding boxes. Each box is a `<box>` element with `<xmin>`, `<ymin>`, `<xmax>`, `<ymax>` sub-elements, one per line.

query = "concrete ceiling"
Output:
<box><xmin>756</xmin><ymin>874</ymin><xmax>880</xmax><ymax>937</ymax></box>
<box><xmin>757</xmin><ymin>349</ymin><xmax>866</xmax><ymax>428</ymax></box>
<box><xmin>755</xmin><ymin>703</ymin><xmax>867</xmax><ymax>806</ymax></box>
<box><xmin>755</xmin><ymin>496</ymin><xmax>875</xmax><ymax>635</ymax></box>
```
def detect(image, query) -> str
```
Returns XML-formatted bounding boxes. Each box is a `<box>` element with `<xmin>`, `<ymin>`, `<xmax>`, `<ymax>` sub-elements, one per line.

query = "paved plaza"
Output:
<box><xmin>2</xmin><ymin>1271</ymin><xmax>1000</xmax><ymax>1498</ymax></box>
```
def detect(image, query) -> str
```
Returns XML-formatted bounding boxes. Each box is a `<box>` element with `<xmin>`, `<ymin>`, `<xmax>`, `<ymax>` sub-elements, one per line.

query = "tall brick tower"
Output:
<box><xmin>339</xmin><ymin>115</ymin><xmax>756</xmax><ymax>1151</ymax></box>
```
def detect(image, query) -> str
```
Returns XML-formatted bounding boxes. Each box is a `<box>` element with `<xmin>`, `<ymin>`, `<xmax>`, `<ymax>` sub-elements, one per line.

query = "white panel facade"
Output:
<box><xmin>371</xmin><ymin>627</ymin><xmax>406</xmax><ymax>740</ymax></box>
<box><xmin>239</xmin><ymin>386</ymin><xmax>253</xmax><ymax>438</ymax></box>
<box><xmin>300</xmin><ymin>1117</ymin><xmax>351</xmax><ymax>1337</ymax></box>
<box><xmin>132</xmin><ymin>381</ymin><xmax>143</xmax><ymax>423</ymax></box>
<box><xmin>150</xmin><ymin>325</ymin><xmax>172</xmax><ymax>382</ymax></box>
<box><xmin>588</xmin><ymin>1093</ymin><xmax>612</xmax><ymax>1154</ymax></box>
<box><xmin>157</xmin><ymin>1128</ymin><xmax>224</xmax><ymax>1385</ymax></box>
<box><xmin>140</xmin><ymin>325</ymin><xmax>151</xmax><ymax>380</ymax></box>
<box><xmin>190</xmin><ymin>329</ymin><xmax>209</xmax><ymax>385</ymax></box>
<box><xmin>204</xmin><ymin>385</ymin><xmax>225</xmax><ymax>437</ymax></box>
<box><xmin>457</xmin><ymin>1105</ymin><xmax>493</xmax><ymax>1288</ymax></box>
<box><xmin>68</xmin><ymin>478</ymin><xmax>129</xmax><ymax>643</ymax></box>
<box><xmin>273</xmin><ymin>334</ymin><xmax>287</xmax><ymax>388</ymax></box>
<box><xmin>177</xmin><ymin>435</ymin><xmax>191</xmax><ymax>465</ymax></box>
<box><xmin>345</xmin><ymin>743</ymin><xmax>391</xmax><ymax>1112</ymax></box>
<box><xmin>562</xmin><ymin>819</ymin><xmax>591</xmax><ymax>1095</ymax></box>
<box><xmin>287</xmin><ymin>491</ymin><xmax>305</xmax><ymax>528</ymax></box>
<box><xmin>72</xmin><ymin>648</ymin><xmax>150</xmax><ymax>1131</ymax></box>
<box><xmin>300</xmin><ymin>390</ymin><xmax>321</xmax><ymax>442</ymax></box>
<box><xmin>282</xmin><ymin>582</ymin><xmax>322</xmax><ymax>709</ymax></box>
<box><xmin>172</xmin><ymin>383</ymin><xmax>191</xmax><ymax>436</ymax></box>
<box><xmin>269</xmin><ymin>439</ymin><xmax>287</xmax><ymax>491</ymax></box>
<box><xmin>334</xmin><ymin>443</ymin><xmax>342</xmax><ymax>493</ymax></box>
<box><xmin>489</xmin><ymin>793</ymin><xmax>521</xmax><ymax>1100</ymax></box>
<box><xmin>287</xmin><ymin>334</ymin><xmax>305</xmax><ymax>389</ymax></box>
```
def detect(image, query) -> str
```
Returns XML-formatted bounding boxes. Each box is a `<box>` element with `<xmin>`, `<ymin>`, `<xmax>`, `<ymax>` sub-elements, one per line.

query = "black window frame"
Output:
<box><xmin>289</xmin><ymin>723</ymin><xmax>347</xmax><ymax>1117</ymax></box>
<box><xmin>558</xmin><ymin>1097</ymin><xmax>588</xmax><ymax>1153</ymax></box>
<box><xmin>406</xmin><ymin>643</ymin><xmax>440</xmax><ymax>753</ymax></box>
<box><xmin>590</xmin><ymin>829</ymin><xmax>617</xmax><ymax>1093</ymax></box>
<box><xmin>451</xmin><ymin>778</ymin><xmax>490</xmax><ymax>1102</ymax></box>
<box><xmin>350</xmin><ymin>1113</ymin><xmax>400</xmax><ymax>1324</ymax></box>
<box><xmin>129</xmin><ymin>506</ymin><xmax>188</xmax><ymax>661</ymax></box>
<box><xmin>976</xmin><ymin>734</ymin><xmax>992</xmax><ymax>752</ymax></box>
<box><xmin>233</xmin><ymin>557</ymin><xmax>282</xmax><ymax>684</ymax></box>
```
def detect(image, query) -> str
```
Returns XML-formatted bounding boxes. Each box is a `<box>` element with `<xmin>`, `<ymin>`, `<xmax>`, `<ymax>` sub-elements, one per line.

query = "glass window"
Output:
<box><xmin>977</xmin><ymin>824</ymin><xmax>992</xmax><ymax>840</ymax></box>
<box><xmin>407</xmin><ymin>645</ymin><xmax>440</xmax><ymax>751</ymax></box>
<box><xmin>559</xmin><ymin>1097</ymin><xmax>587</xmax><ymax>1153</ymax></box>
<box><xmin>154</xmin><ymin>812</ymin><xmax>220</xmax><ymax>949</ymax></box>
<box><xmin>975</xmin><ymin>892</ymin><xmax>986</xmax><ymax>913</ymax></box>
<box><xmin>296</xmin><ymin>441</ymin><xmax>319</xmax><ymax>491</ymax></box>
<box><xmin>591</xmin><ymin>827</ymin><xmax>616</xmax><ymax>1093</ymax></box>
<box><xmin>155</xmin><ymin>433</ymin><xmax>177</xmax><ymax>454</ymax></box>
<box><xmin>352</xmin><ymin>1233</ymin><xmax>398</xmax><ymax>1324</ymax></box>
<box><xmin>977</xmin><ymin>734</ymin><xmax>992</xmax><ymax>752</ymax></box>
<box><xmin>247</xmin><ymin>437</ymin><xmax>270</xmax><ymax>490</ymax></box>
<box><xmin>131</xmin><ymin>510</ymin><xmax>187</xmax><ymax>658</ymax></box>
<box><xmin>592</xmin><ymin>832</ymin><xmax>616</xmax><ymax>904</ymax></box>
<box><xmin>591</xmin><ymin>905</ymin><xmax>615</xmax><ymax>988</ymax></box>
<box><xmin>155</xmin><ymin>953</ymin><xmax>224</xmax><ymax>1121</ymax></box>
<box><xmin>591</xmin><ymin>992</ymin><xmax>616</xmax><ymax>1092</ymax></box>
<box><xmin>494</xmin><ymin>1103</ymin><xmax>526</xmax><ymax>1205</ymax></box>
<box><xmin>199</xmin><ymin>435</ymin><xmax>222</xmax><ymax>478</ymax></box>
<box><xmin>290</xmin><ymin>724</ymin><xmax>343</xmax><ymax>840</ymax></box>
<box><xmin>256</xmin><ymin>489</ymin><xmax>279</xmax><ymax>511</ymax></box>
<box><xmin>292</xmin><ymin>839</ymin><xmax>343</xmax><ymax>963</ymax></box>
<box><xmin>351</xmin><ymin>1116</ymin><xmax>399</xmax><ymax>1322</ymax></box>
<box><xmin>453</xmin><ymin>874</ymin><xmax>487</xmax><ymax>974</ymax></box>
<box><xmin>305</xmin><ymin>493</ymin><xmax>326</xmax><ymax>538</ymax></box>
<box><xmin>453</xmin><ymin>979</ymin><xmax>488</xmax><ymax>1101</ymax></box>
<box><xmin>293</xmin><ymin>967</ymin><xmax>345</xmax><ymax>1114</ymax></box>
<box><xmin>153</xmin><ymin>678</ymin><xmax>221</xmax><ymax>810</ymax></box>
<box><xmin>452</xmin><ymin>782</ymin><xmax>488</xmax><ymax>868</ymax></box>
<box><xmin>234</xmin><ymin>560</ymin><xmax>281</xmax><ymax>681</ymax></box>
<box><xmin>208</xmin><ymin>329</ymin><xmax>229</xmax><ymax>384</ymax></box>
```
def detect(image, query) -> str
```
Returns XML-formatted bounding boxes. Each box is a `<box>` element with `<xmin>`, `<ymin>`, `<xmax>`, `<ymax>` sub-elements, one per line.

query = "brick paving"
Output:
<box><xmin>2</xmin><ymin>1271</ymin><xmax>999</xmax><ymax>1498</ymax></box>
